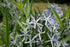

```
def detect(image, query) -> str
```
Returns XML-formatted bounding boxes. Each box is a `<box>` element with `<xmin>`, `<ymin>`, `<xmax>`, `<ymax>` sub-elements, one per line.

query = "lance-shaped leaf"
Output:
<box><xmin>64</xmin><ymin>6</ymin><xmax>70</xmax><ymax>31</ymax></box>
<box><xmin>65</xmin><ymin>6</ymin><xmax>70</xmax><ymax>19</ymax></box>
<box><xmin>25</xmin><ymin>0</ymin><xmax>33</xmax><ymax>18</ymax></box>
<box><xmin>9</xmin><ymin>0</ymin><xmax>25</xmax><ymax>14</ymax></box>
<box><xmin>65</xmin><ymin>6</ymin><xmax>70</xmax><ymax>30</ymax></box>
<box><xmin>7</xmin><ymin>6</ymin><xmax>26</xmax><ymax>23</ymax></box>
<box><xmin>49</xmin><ymin>3</ymin><xmax>63</xmax><ymax>30</ymax></box>
<box><xmin>10</xmin><ymin>13</ymin><xmax>25</xmax><ymax>29</ymax></box>
<box><xmin>2</xmin><ymin>7</ymin><xmax>9</xmax><ymax>47</ymax></box>
<box><xmin>64</xmin><ymin>28</ymin><xmax>70</xmax><ymax>34</ymax></box>
<box><xmin>62</xmin><ymin>36</ymin><xmax>70</xmax><ymax>42</ymax></box>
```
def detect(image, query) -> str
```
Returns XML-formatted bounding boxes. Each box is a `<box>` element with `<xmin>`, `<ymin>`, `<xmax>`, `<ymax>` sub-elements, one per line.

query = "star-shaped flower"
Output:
<box><xmin>30</xmin><ymin>15</ymin><xmax>43</xmax><ymax>29</ymax></box>
<box><xmin>10</xmin><ymin>32</ymin><xmax>21</xmax><ymax>47</ymax></box>
<box><xmin>45</xmin><ymin>33</ymin><xmax>58</xmax><ymax>47</ymax></box>
<box><xmin>37</xmin><ymin>28</ymin><xmax>45</xmax><ymax>42</ymax></box>
<box><xmin>25</xmin><ymin>29</ymin><xmax>45</xmax><ymax>47</ymax></box>
<box><xmin>42</xmin><ymin>14</ymin><xmax>59</xmax><ymax>32</ymax></box>
<box><xmin>51</xmin><ymin>25</ymin><xmax>59</xmax><ymax>33</ymax></box>
<box><xmin>42</xmin><ymin>15</ymin><xmax>53</xmax><ymax>32</ymax></box>
<box><xmin>25</xmin><ymin>35</ymin><xmax>39</xmax><ymax>47</ymax></box>
<box><xmin>18</xmin><ymin>27</ymin><xmax>30</xmax><ymax>42</ymax></box>
<box><xmin>22</xmin><ymin>18</ymin><xmax>34</xmax><ymax>28</ymax></box>
<box><xmin>53</xmin><ymin>41</ymin><xmax>61</xmax><ymax>47</ymax></box>
<box><xmin>60</xmin><ymin>41</ymin><xmax>68</xmax><ymax>47</ymax></box>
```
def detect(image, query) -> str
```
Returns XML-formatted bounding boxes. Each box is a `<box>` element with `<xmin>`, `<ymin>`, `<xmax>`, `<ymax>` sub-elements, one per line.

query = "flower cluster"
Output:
<box><xmin>9</xmin><ymin>4</ymin><xmax>70</xmax><ymax>47</ymax></box>
<box><xmin>1</xmin><ymin>0</ymin><xmax>70</xmax><ymax>47</ymax></box>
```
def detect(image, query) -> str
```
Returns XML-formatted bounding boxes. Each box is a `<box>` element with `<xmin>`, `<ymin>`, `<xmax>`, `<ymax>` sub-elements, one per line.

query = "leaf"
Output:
<box><xmin>13</xmin><ymin>22</ymin><xmax>17</xmax><ymax>32</ymax></box>
<box><xmin>7</xmin><ymin>6</ymin><xmax>26</xmax><ymax>23</ymax></box>
<box><xmin>2</xmin><ymin>7</ymin><xmax>9</xmax><ymax>47</ymax></box>
<box><xmin>62</xmin><ymin>36</ymin><xmax>70</xmax><ymax>41</ymax></box>
<box><xmin>64</xmin><ymin>28</ymin><xmax>70</xmax><ymax>34</ymax></box>
<box><xmin>65</xmin><ymin>6</ymin><xmax>70</xmax><ymax>29</ymax></box>
<box><xmin>9</xmin><ymin>0</ymin><xmax>25</xmax><ymax>14</ymax></box>
<box><xmin>49</xmin><ymin>3</ymin><xmax>63</xmax><ymax>30</ymax></box>
<box><xmin>10</xmin><ymin>13</ymin><xmax>25</xmax><ymax>29</ymax></box>
<box><xmin>25</xmin><ymin>0</ymin><xmax>33</xmax><ymax>18</ymax></box>
<box><xmin>65</xmin><ymin>6</ymin><xmax>70</xmax><ymax>19</ymax></box>
<box><xmin>61</xmin><ymin>11</ymin><xmax>66</xmax><ymax>19</ymax></box>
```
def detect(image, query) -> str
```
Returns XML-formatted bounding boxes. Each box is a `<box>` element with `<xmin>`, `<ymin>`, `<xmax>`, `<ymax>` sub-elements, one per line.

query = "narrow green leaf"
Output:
<box><xmin>13</xmin><ymin>22</ymin><xmax>17</xmax><ymax>32</ymax></box>
<box><xmin>26</xmin><ymin>0</ymin><xmax>30</xmax><ymax>18</ymax></box>
<box><xmin>62</xmin><ymin>36</ymin><xmax>70</xmax><ymax>41</ymax></box>
<box><xmin>7</xmin><ymin>6</ymin><xmax>20</xmax><ymax>16</ymax></box>
<box><xmin>64</xmin><ymin>28</ymin><xmax>70</xmax><ymax>34</ymax></box>
<box><xmin>9</xmin><ymin>1</ymin><xmax>25</xmax><ymax>14</ymax></box>
<box><xmin>7</xmin><ymin>6</ymin><xmax>26</xmax><ymax>23</ymax></box>
<box><xmin>2</xmin><ymin>7</ymin><xmax>9</xmax><ymax>47</ymax></box>
<box><xmin>10</xmin><ymin>13</ymin><xmax>24</xmax><ymax>29</ymax></box>
<box><xmin>61</xmin><ymin>11</ymin><xmax>66</xmax><ymax>19</ymax></box>
<box><xmin>65</xmin><ymin>6</ymin><xmax>70</xmax><ymax>19</ymax></box>
<box><xmin>63</xmin><ymin>6</ymin><xmax>70</xmax><ymax>30</ymax></box>
<box><xmin>25</xmin><ymin>0</ymin><xmax>33</xmax><ymax>18</ymax></box>
<box><xmin>29</xmin><ymin>0</ymin><xmax>33</xmax><ymax>15</ymax></box>
<box><xmin>49</xmin><ymin>3</ymin><xmax>63</xmax><ymax>30</ymax></box>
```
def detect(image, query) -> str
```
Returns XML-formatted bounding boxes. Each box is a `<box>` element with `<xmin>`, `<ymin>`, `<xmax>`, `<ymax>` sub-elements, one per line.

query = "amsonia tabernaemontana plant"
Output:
<box><xmin>0</xmin><ymin>0</ymin><xmax>70</xmax><ymax>47</ymax></box>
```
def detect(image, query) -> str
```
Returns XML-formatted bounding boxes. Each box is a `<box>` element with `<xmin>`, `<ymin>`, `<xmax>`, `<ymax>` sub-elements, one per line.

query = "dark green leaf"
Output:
<box><xmin>65</xmin><ymin>6</ymin><xmax>70</xmax><ymax>19</ymax></box>
<box><xmin>2</xmin><ymin>7</ymin><xmax>9</xmax><ymax>47</ymax></box>
<box><xmin>62</xmin><ymin>36</ymin><xmax>70</xmax><ymax>41</ymax></box>
<box><xmin>10</xmin><ymin>13</ymin><xmax>25</xmax><ymax>29</ymax></box>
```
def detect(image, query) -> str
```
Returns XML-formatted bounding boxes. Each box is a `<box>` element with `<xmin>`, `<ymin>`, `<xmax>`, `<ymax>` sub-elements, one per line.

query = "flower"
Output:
<box><xmin>25</xmin><ymin>35</ymin><xmax>39</xmax><ymax>47</ymax></box>
<box><xmin>9</xmin><ymin>32</ymin><xmax>21</xmax><ymax>47</ymax></box>
<box><xmin>25</xmin><ymin>28</ymin><xmax>45</xmax><ymax>47</ymax></box>
<box><xmin>60</xmin><ymin>41</ymin><xmax>68</xmax><ymax>47</ymax></box>
<box><xmin>22</xmin><ymin>18</ymin><xmax>34</xmax><ymax>28</ymax></box>
<box><xmin>30</xmin><ymin>15</ymin><xmax>43</xmax><ymax>29</ymax></box>
<box><xmin>18</xmin><ymin>28</ymin><xmax>30</xmax><ymax>42</ymax></box>
<box><xmin>53</xmin><ymin>41</ymin><xmax>61</xmax><ymax>47</ymax></box>
<box><xmin>45</xmin><ymin>33</ymin><xmax>58</xmax><ymax>47</ymax></box>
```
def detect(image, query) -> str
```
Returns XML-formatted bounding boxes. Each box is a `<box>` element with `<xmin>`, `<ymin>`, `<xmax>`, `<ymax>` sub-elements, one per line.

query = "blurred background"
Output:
<box><xmin>0</xmin><ymin>0</ymin><xmax>70</xmax><ymax>22</ymax></box>
<box><xmin>0</xmin><ymin>0</ymin><xmax>70</xmax><ymax>28</ymax></box>
<box><xmin>32</xmin><ymin>0</ymin><xmax>70</xmax><ymax>11</ymax></box>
